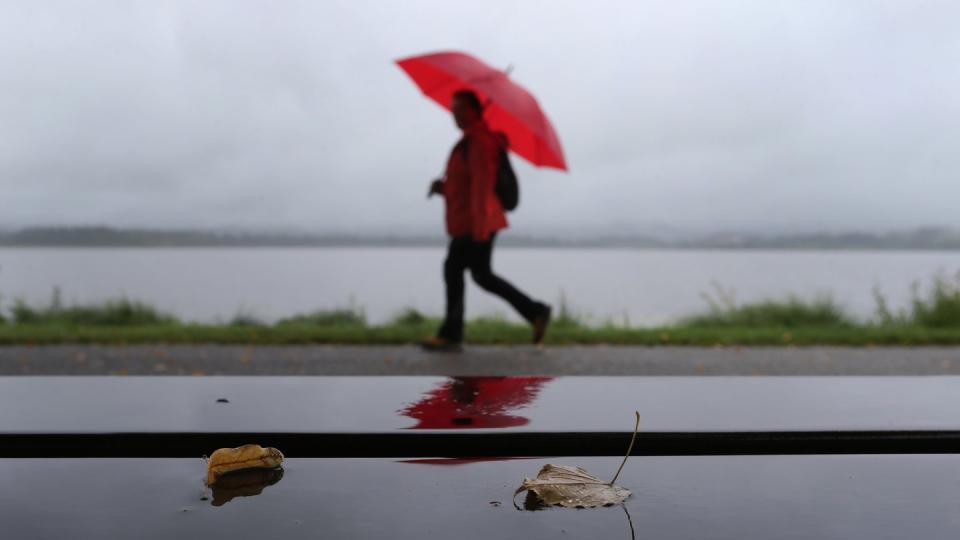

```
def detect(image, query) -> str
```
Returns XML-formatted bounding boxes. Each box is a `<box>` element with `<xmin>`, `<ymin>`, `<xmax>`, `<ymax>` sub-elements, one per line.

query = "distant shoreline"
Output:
<box><xmin>5</xmin><ymin>244</ymin><xmax>960</xmax><ymax>252</ymax></box>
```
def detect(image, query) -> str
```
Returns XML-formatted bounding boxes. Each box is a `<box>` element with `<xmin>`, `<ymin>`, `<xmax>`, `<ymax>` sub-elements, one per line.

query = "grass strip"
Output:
<box><xmin>3</xmin><ymin>323</ymin><xmax>960</xmax><ymax>346</ymax></box>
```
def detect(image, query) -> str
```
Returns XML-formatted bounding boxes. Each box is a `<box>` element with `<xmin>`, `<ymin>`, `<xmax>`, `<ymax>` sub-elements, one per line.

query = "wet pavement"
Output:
<box><xmin>6</xmin><ymin>366</ymin><xmax>960</xmax><ymax>538</ymax></box>
<box><xmin>5</xmin><ymin>455</ymin><xmax>960</xmax><ymax>539</ymax></box>
<box><xmin>6</xmin><ymin>375</ymin><xmax>960</xmax><ymax>458</ymax></box>
<box><xmin>2</xmin><ymin>344</ymin><xmax>960</xmax><ymax>375</ymax></box>
<box><xmin>5</xmin><ymin>375</ymin><xmax>960</xmax><ymax>434</ymax></box>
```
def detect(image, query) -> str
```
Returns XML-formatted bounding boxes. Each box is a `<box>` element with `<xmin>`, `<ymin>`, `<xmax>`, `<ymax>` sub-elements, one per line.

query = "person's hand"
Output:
<box><xmin>427</xmin><ymin>178</ymin><xmax>444</xmax><ymax>198</ymax></box>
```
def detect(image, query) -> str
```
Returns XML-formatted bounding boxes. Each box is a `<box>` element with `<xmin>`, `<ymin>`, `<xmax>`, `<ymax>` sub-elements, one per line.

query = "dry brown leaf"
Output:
<box><xmin>513</xmin><ymin>411</ymin><xmax>639</xmax><ymax>510</ymax></box>
<box><xmin>514</xmin><ymin>464</ymin><xmax>631</xmax><ymax>508</ymax></box>
<box><xmin>205</xmin><ymin>444</ymin><xmax>284</xmax><ymax>486</ymax></box>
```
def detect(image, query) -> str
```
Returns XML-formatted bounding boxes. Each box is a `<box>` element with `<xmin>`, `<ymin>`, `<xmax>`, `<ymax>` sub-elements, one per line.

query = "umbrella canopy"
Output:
<box><xmin>396</xmin><ymin>51</ymin><xmax>567</xmax><ymax>171</ymax></box>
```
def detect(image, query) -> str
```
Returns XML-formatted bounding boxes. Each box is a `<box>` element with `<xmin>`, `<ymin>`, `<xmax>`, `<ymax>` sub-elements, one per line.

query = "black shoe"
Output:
<box><xmin>532</xmin><ymin>305</ymin><xmax>552</xmax><ymax>345</ymax></box>
<box><xmin>420</xmin><ymin>336</ymin><xmax>463</xmax><ymax>352</ymax></box>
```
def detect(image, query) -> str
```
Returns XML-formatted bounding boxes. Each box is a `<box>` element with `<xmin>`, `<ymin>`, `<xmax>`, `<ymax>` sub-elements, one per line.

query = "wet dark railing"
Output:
<box><xmin>6</xmin><ymin>430</ymin><xmax>960</xmax><ymax>458</ymax></box>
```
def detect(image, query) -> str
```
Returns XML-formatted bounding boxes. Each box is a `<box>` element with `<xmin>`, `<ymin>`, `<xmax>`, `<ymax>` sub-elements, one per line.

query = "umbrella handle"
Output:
<box><xmin>427</xmin><ymin>176</ymin><xmax>445</xmax><ymax>199</ymax></box>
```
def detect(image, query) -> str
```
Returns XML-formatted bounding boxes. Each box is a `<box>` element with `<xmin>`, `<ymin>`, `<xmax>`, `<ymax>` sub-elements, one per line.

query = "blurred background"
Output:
<box><xmin>1</xmin><ymin>0</ymin><xmax>958</xmax><ymax>328</ymax></box>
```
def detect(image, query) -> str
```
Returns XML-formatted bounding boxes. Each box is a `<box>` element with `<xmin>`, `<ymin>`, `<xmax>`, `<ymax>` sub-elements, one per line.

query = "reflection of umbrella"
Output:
<box><xmin>396</xmin><ymin>51</ymin><xmax>567</xmax><ymax>171</ymax></box>
<box><xmin>398</xmin><ymin>456</ymin><xmax>535</xmax><ymax>467</ymax></box>
<box><xmin>399</xmin><ymin>376</ymin><xmax>552</xmax><ymax>430</ymax></box>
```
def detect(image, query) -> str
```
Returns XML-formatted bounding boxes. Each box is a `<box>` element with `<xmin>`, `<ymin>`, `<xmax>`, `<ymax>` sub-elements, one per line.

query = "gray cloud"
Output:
<box><xmin>1</xmin><ymin>0</ymin><xmax>958</xmax><ymax>235</ymax></box>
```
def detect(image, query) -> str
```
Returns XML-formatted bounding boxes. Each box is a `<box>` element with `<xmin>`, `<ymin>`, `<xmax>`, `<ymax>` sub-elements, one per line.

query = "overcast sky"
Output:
<box><xmin>1</xmin><ymin>1</ymin><xmax>958</xmax><ymax>236</ymax></box>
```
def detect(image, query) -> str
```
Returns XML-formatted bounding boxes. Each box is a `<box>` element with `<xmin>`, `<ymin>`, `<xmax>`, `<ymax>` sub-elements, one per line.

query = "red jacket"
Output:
<box><xmin>441</xmin><ymin>121</ymin><xmax>508</xmax><ymax>241</ymax></box>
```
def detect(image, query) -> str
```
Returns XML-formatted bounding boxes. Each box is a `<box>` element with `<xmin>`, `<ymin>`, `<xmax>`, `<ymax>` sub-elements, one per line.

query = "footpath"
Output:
<box><xmin>2</xmin><ymin>344</ymin><xmax>960</xmax><ymax>375</ymax></box>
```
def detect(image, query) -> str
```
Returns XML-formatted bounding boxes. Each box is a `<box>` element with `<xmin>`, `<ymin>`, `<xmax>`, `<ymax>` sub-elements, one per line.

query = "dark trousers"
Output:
<box><xmin>438</xmin><ymin>233</ymin><xmax>543</xmax><ymax>342</ymax></box>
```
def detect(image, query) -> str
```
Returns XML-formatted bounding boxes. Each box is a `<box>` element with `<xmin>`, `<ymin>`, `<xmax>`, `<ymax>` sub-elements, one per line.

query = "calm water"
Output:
<box><xmin>1</xmin><ymin>247</ymin><xmax>959</xmax><ymax>324</ymax></box>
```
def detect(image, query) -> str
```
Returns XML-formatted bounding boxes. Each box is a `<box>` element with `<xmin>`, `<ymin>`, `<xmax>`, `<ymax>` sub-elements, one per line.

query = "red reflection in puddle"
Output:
<box><xmin>398</xmin><ymin>457</ymin><xmax>536</xmax><ymax>466</ymax></box>
<box><xmin>400</xmin><ymin>376</ymin><xmax>552</xmax><ymax>429</ymax></box>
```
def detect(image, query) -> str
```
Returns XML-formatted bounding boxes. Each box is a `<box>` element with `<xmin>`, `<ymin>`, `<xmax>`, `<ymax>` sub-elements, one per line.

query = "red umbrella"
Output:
<box><xmin>396</xmin><ymin>51</ymin><xmax>567</xmax><ymax>171</ymax></box>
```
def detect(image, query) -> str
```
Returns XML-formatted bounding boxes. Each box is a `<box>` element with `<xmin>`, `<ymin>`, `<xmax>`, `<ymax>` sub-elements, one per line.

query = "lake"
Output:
<box><xmin>1</xmin><ymin>248</ymin><xmax>959</xmax><ymax>325</ymax></box>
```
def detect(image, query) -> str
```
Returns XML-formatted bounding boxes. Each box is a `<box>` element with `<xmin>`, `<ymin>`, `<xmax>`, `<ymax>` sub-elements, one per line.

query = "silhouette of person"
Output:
<box><xmin>422</xmin><ymin>90</ymin><xmax>552</xmax><ymax>351</ymax></box>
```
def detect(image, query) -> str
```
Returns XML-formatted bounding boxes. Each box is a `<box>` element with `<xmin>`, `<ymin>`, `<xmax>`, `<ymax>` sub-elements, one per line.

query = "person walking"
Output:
<box><xmin>421</xmin><ymin>90</ymin><xmax>552</xmax><ymax>351</ymax></box>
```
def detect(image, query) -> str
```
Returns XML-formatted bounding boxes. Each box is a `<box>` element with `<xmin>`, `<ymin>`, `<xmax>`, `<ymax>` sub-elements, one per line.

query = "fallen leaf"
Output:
<box><xmin>514</xmin><ymin>464</ymin><xmax>631</xmax><ymax>508</ymax></box>
<box><xmin>513</xmin><ymin>411</ymin><xmax>640</xmax><ymax>510</ymax></box>
<box><xmin>205</xmin><ymin>444</ymin><xmax>284</xmax><ymax>486</ymax></box>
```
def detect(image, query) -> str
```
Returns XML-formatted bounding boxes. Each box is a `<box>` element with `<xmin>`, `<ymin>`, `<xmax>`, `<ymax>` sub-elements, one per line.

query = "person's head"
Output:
<box><xmin>451</xmin><ymin>90</ymin><xmax>483</xmax><ymax>130</ymax></box>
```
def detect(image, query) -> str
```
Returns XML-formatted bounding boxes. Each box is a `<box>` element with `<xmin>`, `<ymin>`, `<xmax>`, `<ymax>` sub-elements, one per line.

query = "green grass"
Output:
<box><xmin>275</xmin><ymin>308</ymin><xmax>367</xmax><ymax>327</ymax></box>
<box><xmin>2</xmin><ymin>322</ymin><xmax>960</xmax><ymax>346</ymax></box>
<box><xmin>227</xmin><ymin>312</ymin><xmax>269</xmax><ymax>328</ymax></box>
<box><xmin>909</xmin><ymin>272</ymin><xmax>960</xmax><ymax>327</ymax></box>
<box><xmin>680</xmin><ymin>282</ymin><xmax>853</xmax><ymax>328</ymax></box>
<box><xmin>873</xmin><ymin>272</ymin><xmax>960</xmax><ymax>328</ymax></box>
<box><xmin>10</xmin><ymin>293</ymin><xmax>176</xmax><ymax>326</ymax></box>
<box><xmin>2</xmin><ymin>274</ymin><xmax>960</xmax><ymax>345</ymax></box>
<box><xmin>387</xmin><ymin>307</ymin><xmax>433</xmax><ymax>327</ymax></box>
<box><xmin>681</xmin><ymin>296</ymin><xmax>853</xmax><ymax>328</ymax></box>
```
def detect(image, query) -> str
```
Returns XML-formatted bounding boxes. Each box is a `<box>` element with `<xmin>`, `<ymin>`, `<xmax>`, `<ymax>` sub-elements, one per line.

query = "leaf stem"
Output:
<box><xmin>623</xmin><ymin>504</ymin><xmax>636</xmax><ymax>540</ymax></box>
<box><xmin>610</xmin><ymin>411</ymin><xmax>640</xmax><ymax>485</ymax></box>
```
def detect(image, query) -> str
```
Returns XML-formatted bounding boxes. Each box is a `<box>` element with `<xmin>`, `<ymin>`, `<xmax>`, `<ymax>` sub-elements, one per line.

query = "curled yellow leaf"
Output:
<box><xmin>205</xmin><ymin>444</ymin><xmax>284</xmax><ymax>486</ymax></box>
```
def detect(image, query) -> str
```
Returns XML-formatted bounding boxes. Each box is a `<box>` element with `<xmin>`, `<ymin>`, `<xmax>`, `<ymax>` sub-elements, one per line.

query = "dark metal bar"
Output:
<box><xmin>4</xmin><ymin>431</ymin><xmax>960</xmax><ymax>458</ymax></box>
